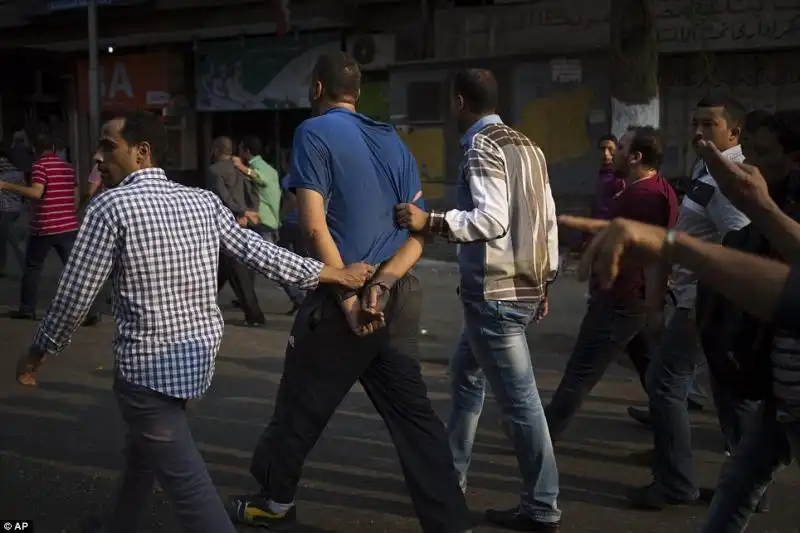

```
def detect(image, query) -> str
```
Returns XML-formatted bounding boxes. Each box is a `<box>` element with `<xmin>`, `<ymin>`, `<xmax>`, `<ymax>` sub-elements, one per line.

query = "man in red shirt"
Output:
<box><xmin>545</xmin><ymin>125</ymin><xmax>679</xmax><ymax>441</ymax></box>
<box><xmin>0</xmin><ymin>133</ymin><xmax>99</xmax><ymax>322</ymax></box>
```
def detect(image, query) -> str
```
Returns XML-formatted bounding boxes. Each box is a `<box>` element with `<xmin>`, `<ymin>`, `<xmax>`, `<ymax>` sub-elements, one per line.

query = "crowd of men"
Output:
<box><xmin>1</xmin><ymin>50</ymin><xmax>798</xmax><ymax>533</ymax></box>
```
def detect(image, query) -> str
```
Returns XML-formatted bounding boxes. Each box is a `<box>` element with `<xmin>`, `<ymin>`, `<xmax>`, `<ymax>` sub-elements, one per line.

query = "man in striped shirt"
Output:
<box><xmin>396</xmin><ymin>68</ymin><xmax>561</xmax><ymax>532</ymax></box>
<box><xmin>0</xmin><ymin>133</ymin><xmax>98</xmax><ymax>322</ymax></box>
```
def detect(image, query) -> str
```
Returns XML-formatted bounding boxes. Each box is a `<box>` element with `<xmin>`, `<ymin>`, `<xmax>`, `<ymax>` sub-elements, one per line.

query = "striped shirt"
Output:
<box><xmin>30</xmin><ymin>153</ymin><xmax>79</xmax><ymax>236</ymax></box>
<box><xmin>428</xmin><ymin>115</ymin><xmax>558</xmax><ymax>301</ymax></box>
<box><xmin>0</xmin><ymin>157</ymin><xmax>25</xmax><ymax>213</ymax></box>
<box><xmin>769</xmin><ymin>171</ymin><xmax>800</xmax><ymax>421</ymax></box>
<box><xmin>33</xmin><ymin>168</ymin><xmax>324</xmax><ymax>399</ymax></box>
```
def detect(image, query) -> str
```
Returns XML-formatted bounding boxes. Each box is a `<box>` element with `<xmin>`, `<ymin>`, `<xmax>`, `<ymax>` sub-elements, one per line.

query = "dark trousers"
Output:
<box><xmin>0</xmin><ymin>210</ymin><xmax>24</xmax><ymax>275</ymax></box>
<box><xmin>111</xmin><ymin>379</ymin><xmax>236</xmax><ymax>533</ymax></box>
<box><xmin>545</xmin><ymin>293</ymin><xmax>650</xmax><ymax>441</ymax></box>
<box><xmin>20</xmin><ymin>230</ymin><xmax>100</xmax><ymax>316</ymax></box>
<box><xmin>250</xmin><ymin>275</ymin><xmax>471</xmax><ymax>533</ymax></box>
<box><xmin>217</xmin><ymin>253</ymin><xmax>265</xmax><ymax>323</ymax></box>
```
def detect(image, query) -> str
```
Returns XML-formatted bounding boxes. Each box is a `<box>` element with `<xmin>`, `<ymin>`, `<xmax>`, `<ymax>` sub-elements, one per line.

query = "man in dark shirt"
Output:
<box><xmin>208</xmin><ymin>136</ymin><xmax>265</xmax><ymax>326</ymax></box>
<box><xmin>545</xmin><ymin>126</ymin><xmax>679</xmax><ymax>441</ymax></box>
<box><xmin>227</xmin><ymin>52</ymin><xmax>471</xmax><ymax>533</ymax></box>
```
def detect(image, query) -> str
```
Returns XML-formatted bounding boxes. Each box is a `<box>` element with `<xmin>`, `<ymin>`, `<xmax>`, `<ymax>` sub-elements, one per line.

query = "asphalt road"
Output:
<box><xmin>0</xmin><ymin>258</ymin><xmax>798</xmax><ymax>533</ymax></box>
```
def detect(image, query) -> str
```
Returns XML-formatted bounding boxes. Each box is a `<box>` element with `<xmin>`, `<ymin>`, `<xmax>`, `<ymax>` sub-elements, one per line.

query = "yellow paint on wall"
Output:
<box><xmin>422</xmin><ymin>181</ymin><xmax>445</xmax><ymax>200</ymax></box>
<box><xmin>398</xmin><ymin>127</ymin><xmax>445</xmax><ymax>199</ymax></box>
<box><xmin>515</xmin><ymin>86</ymin><xmax>594</xmax><ymax>165</ymax></box>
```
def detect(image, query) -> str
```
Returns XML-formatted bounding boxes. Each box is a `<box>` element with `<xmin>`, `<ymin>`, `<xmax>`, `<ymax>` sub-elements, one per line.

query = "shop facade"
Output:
<box><xmin>194</xmin><ymin>31</ymin><xmax>343</xmax><ymax>174</ymax></box>
<box><xmin>73</xmin><ymin>49</ymin><xmax>197</xmax><ymax>184</ymax></box>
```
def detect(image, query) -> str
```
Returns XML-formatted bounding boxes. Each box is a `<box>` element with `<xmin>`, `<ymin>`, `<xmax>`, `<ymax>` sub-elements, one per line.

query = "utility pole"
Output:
<box><xmin>609</xmin><ymin>0</ymin><xmax>659</xmax><ymax>138</ymax></box>
<box><xmin>88</xmin><ymin>0</ymin><xmax>100</xmax><ymax>156</ymax></box>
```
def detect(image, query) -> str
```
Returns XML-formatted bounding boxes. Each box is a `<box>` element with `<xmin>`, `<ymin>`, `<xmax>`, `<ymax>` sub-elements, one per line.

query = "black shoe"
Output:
<box><xmin>228</xmin><ymin>493</ymin><xmax>297</xmax><ymax>529</ymax></box>
<box><xmin>245</xmin><ymin>318</ymin><xmax>266</xmax><ymax>327</ymax></box>
<box><xmin>9</xmin><ymin>309</ymin><xmax>36</xmax><ymax>320</ymax></box>
<box><xmin>699</xmin><ymin>487</ymin><xmax>770</xmax><ymax>513</ymax></box>
<box><xmin>82</xmin><ymin>315</ymin><xmax>101</xmax><ymax>327</ymax></box>
<box><xmin>687</xmin><ymin>398</ymin><xmax>705</xmax><ymax>411</ymax></box>
<box><xmin>627</xmin><ymin>406</ymin><xmax>652</xmax><ymax>427</ymax></box>
<box><xmin>627</xmin><ymin>484</ymin><xmax>696</xmax><ymax>510</ymax></box>
<box><xmin>485</xmin><ymin>507</ymin><xmax>559</xmax><ymax>531</ymax></box>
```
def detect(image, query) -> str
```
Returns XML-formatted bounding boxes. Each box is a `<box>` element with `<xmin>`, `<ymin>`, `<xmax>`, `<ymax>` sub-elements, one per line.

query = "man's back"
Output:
<box><xmin>289</xmin><ymin>108</ymin><xmax>421</xmax><ymax>265</ymax></box>
<box><xmin>457</xmin><ymin>123</ymin><xmax>557</xmax><ymax>301</ymax></box>
<box><xmin>31</xmin><ymin>153</ymin><xmax>78</xmax><ymax>236</ymax></box>
<box><xmin>209</xmin><ymin>159</ymin><xmax>253</xmax><ymax>215</ymax></box>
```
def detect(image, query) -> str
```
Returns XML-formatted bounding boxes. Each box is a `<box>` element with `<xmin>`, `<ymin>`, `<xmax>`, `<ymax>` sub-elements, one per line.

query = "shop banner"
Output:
<box><xmin>195</xmin><ymin>32</ymin><xmax>341</xmax><ymax>111</ymax></box>
<box><xmin>76</xmin><ymin>53</ymin><xmax>182</xmax><ymax>112</ymax></box>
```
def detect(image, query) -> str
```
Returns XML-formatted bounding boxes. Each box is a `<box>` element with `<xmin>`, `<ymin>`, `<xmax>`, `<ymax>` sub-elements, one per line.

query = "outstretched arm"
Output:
<box><xmin>216</xmin><ymin>194</ymin><xmax>370</xmax><ymax>289</ymax></box>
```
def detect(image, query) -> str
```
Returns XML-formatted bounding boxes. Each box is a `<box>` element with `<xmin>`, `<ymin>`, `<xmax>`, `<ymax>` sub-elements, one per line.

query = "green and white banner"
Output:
<box><xmin>195</xmin><ymin>32</ymin><xmax>341</xmax><ymax>111</ymax></box>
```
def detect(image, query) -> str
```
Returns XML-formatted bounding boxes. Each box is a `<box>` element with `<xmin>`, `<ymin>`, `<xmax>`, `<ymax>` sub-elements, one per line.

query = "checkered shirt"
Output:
<box><xmin>0</xmin><ymin>157</ymin><xmax>25</xmax><ymax>212</ymax></box>
<box><xmin>33</xmin><ymin>167</ymin><xmax>324</xmax><ymax>399</ymax></box>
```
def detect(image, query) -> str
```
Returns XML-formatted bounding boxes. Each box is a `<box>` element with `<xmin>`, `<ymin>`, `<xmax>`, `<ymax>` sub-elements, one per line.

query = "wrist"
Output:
<box><xmin>661</xmin><ymin>228</ymin><xmax>677</xmax><ymax>266</ymax></box>
<box><xmin>427</xmin><ymin>210</ymin><xmax>449</xmax><ymax>238</ymax></box>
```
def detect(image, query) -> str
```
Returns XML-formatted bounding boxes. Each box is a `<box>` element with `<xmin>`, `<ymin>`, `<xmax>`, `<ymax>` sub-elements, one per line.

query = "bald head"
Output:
<box><xmin>211</xmin><ymin>136</ymin><xmax>233</xmax><ymax>159</ymax></box>
<box><xmin>451</xmin><ymin>68</ymin><xmax>498</xmax><ymax>115</ymax></box>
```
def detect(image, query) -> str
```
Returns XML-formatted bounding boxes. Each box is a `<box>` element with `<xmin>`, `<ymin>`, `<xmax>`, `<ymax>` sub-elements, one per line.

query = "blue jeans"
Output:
<box><xmin>111</xmin><ymin>379</ymin><xmax>236</xmax><ymax>533</ymax></box>
<box><xmin>701</xmin><ymin>406</ymin><xmax>799</xmax><ymax>533</ymax></box>
<box><xmin>448</xmin><ymin>298</ymin><xmax>560</xmax><ymax>523</ymax></box>
<box><xmin>647</xmin><ymin>309</ymin><xmax>761</xmax><ymax>499</ymax></box>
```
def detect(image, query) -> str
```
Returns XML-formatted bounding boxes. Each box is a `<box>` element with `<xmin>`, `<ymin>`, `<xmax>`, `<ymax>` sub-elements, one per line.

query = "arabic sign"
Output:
<box><xmin>195</xmin><ymin>33</ymin><xmax>341</xmax><ymax>111</ymax></box>
<box><xmin>656</xmin><ymin>0</ymin><xmax>800</xmax><ymax>53</ymax></box>
<box><xmin>434</xmin><ymin>0</ymin><xmax>800</xmax><ymax>58</ymax></box>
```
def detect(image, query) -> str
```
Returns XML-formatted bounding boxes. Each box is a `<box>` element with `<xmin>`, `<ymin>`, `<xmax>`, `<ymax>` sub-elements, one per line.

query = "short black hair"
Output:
<box><xmin>626</xmin><ymin>125</ymin><xmax>665</xmax><ymax>169</ymax></box>
<box><xmin>744</xmin><ymin>109</ymin><xmax>772</xmax><ymax>134</ymax></box>
<box><xmin>240</xmin><ymin>135</ymin><xmax>263</xmax><ymax>157</ymax></box>
<box><xmin>598</xmin><ymin>134</ymin><xmax>618</xmax><ymax>147</ymax></box>
<box><xmin>312</xmin><ymin>51</ymin><xmax>361</xmax><ymax>102</ymax></box>
<box><xmin>34</xmin><ymin>132</ymin><xmax>54</xmax><ymax>153</ymax></box>
<box><xmin>765</xmin><ymin>110</ymin><xmax>800</xmax><ymax>154</ymax></box>
<box><xmin>696</xmin><ymin>92</ymin><xmax>746</xmax><ymax>129</ymax></box>
<box><xmin>117</xmin><ymin>110</ymin><xmax>168</xmax><ymax>166</ymax></box>
<box><xmin>451</xmin><ymin>68</ymin><xmax>498</xmax><ymax>115</ymax></box>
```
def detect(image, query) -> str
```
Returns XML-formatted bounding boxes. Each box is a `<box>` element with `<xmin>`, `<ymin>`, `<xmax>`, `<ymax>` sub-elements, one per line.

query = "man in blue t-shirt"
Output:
<box><xmin>228</xmin><ymin>52</ymin><xmax>471</xmax><ymax>533</ymax></box>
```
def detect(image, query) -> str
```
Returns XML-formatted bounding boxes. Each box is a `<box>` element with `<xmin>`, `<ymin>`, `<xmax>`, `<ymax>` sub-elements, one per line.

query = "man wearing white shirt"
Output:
<box><xmin>630</xmin><ymin>94</ymin><xmax>759</xmax><ymax>510</ymax></box>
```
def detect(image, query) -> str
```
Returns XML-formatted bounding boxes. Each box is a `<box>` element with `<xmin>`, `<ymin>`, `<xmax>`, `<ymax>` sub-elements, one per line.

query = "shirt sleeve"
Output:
<box><xmin>706</xmin><ymin>184</ymin><xmax>750</xmax><ymax>237</ymax></box>
<box><xmin>33</xmin><ymin>205</ymin><xmax>117</xmax><ymax>354</ymax></box>
<box><xmin>31</xmin><ymin>161</ymin><xmax>46</xmax><ymax>187</ymax></box>
<box><xmin>438</xmin><ymin>135</ymin><xmax>509</xmax><ymax>243</ymax></box>
<box><xmin>543</xmin><ymin>178</ymin><xmax>559</xmax><ymax>280</ymax></box>
<box><xmin>776</xmin><ymin>265</ymin><xmax>800</xmax><ymax>335</ymax></box>
<box><xmin>215</xmin><ymin>193</ymin><xmax>324</xmax><ymax>289</ymax></box>
<box><xmin>287</xmin><ymin>124</ymin><xmax>331</xmax><ymax>198</ymax></box>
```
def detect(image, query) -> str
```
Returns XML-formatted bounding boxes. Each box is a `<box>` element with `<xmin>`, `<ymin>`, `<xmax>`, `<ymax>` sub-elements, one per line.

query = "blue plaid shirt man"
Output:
<box><xmin>33</xmin><ymin>167</ymin><xmax>324</xmax><ymax>399</ymax></box>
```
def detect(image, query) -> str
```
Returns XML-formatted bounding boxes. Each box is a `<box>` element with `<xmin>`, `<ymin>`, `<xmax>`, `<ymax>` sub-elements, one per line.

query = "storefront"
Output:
<box><xmin>195</xmin><ymin>31</ymin><xmax>342</xmax><ymax>173</ymax></box>
<box><xmin>74</xmin><ymin>50</ymin><xmax>197</xmax><ymax>183</ymax></box>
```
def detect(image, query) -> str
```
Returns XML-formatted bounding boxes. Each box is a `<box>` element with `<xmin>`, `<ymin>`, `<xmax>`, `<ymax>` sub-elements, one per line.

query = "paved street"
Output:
<box><xmin>0</xmin><ymin>257</ymin><xmax>798</xmax><ymax>533</ymax></box>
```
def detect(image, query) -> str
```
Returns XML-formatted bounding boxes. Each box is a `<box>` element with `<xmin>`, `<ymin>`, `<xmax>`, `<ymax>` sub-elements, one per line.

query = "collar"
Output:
<box><xmin>460</xmin><ymin>114</ymin><xmax>503</xmax><ymax>148</ymax></box>
<box><xmin>720</xmin><ymin>144</ymin><xmax>743</xmax><ymax>159</ymax></box>
<box><xmin>120</xmin><ymin>167</ymin><xmax>168</xmax><ymax>187</ymax></box>
<box><xmin>249</xmin><ymin>155</ymin><xmax>265</xmax><ymax>165</ymax></box>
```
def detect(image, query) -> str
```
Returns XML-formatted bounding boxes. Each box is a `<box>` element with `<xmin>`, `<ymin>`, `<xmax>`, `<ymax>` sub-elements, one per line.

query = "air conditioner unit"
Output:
<box><xmin>346</xmin><ymin>33</ymin><xmax>396</xmax><ymax>71</ymax></box>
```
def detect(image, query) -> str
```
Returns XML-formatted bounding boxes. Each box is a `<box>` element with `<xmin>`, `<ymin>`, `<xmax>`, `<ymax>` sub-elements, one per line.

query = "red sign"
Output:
<box><xmin>76</xmin><ymin>53</ymin><xmax>183</xmax><ymax>111</ymax></box>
